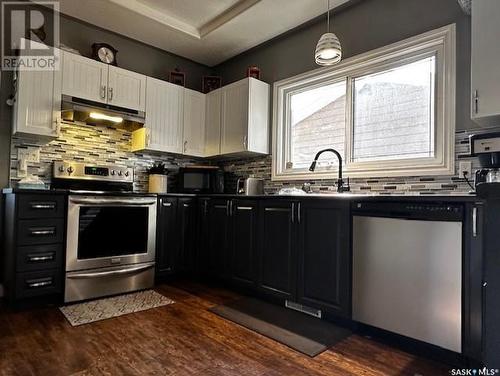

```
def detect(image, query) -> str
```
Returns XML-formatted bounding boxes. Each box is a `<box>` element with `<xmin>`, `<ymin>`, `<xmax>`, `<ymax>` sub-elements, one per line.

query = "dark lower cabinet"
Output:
<box><xmin>177</xmin><ymin>198</ymin><xmax>197</xmax><ymax>272</ymax></box>
<box><xmin>296</xmin><ymin>199</ymin><xmax>351</xmax><ymax>317</ymax></box>
<box><xmin>2</xmin><ymin>192</ymin><xmax>65</xmax><ymax>303</ymax></box>
<box><xmin>206</xmin><ymin>199</ymin><xmax>231</xmax><ymax>277</ymax></box>
<box><xmin>230</xmin><ymin>199</ymin><xmax>258</xmax><ymax>288</ymax></box>
<box><xmin>197</xmin><ymin>198</ymin><xmax>210</xmax><ymax>274</ymax></box>
<box><xmin>257</xmin><ymin>200</ymin><xmax>297</xmax><ymax>301</ymax></box>
<box><xmin>156</xmin><ymin>197</ymin><xmax>178</xmax><ymax>278</ymax></box>
<box><xmin>156</xmin><ymin>197</ymin><xmax>197</xmax><ymax>278</ymax></box>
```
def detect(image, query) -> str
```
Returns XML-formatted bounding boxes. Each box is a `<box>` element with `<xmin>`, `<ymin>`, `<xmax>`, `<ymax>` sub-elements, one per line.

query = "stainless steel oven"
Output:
<box><xmin>65</xmin><ymin>195</ymin><xmax>157</xmax><ymax>302</ymax></box>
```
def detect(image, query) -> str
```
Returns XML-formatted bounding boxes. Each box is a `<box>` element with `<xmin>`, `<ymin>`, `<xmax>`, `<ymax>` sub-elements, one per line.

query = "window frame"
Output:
<box><xmin>272</xmin><ymin>24</ymin><xmax>456</xmax><ymax>181</ymax></box>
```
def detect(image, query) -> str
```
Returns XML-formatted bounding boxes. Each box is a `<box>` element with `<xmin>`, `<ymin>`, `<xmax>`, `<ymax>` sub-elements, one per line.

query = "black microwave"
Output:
<box><xmin>178</xmin><ymin>166</ymin><xmax>224</xmax><ymax>193</ymax></box>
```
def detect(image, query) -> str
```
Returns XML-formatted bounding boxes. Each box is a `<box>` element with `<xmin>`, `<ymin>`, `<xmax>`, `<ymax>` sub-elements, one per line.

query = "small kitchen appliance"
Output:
<box><xmin>177</xmin><ymin>166</ymin><xmax>224</xmax><ymax>193</ymax></box>
<box><xmin>236</xmin><ymin>177</ymin><xmax>264</xmax><ymax>195</ymax></box>
<box><xmin>471</xmin><ymin>132</ymin><xmax>500</xmax><ymax>196</ymax></box>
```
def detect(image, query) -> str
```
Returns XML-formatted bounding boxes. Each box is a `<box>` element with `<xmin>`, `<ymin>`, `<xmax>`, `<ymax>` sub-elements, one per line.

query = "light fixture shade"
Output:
<box><xmin>315</xmin><ymin>32</ymin><xmax>342</xmax><ymax>66</ymax></box>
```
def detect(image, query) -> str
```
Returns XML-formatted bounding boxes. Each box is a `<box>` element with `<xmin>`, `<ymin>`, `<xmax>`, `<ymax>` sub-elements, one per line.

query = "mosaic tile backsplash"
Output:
<box><xmin>221</xmin><ymin>128</ymin><xmax>496</xmax><ymax>195</ymax></box>
<box><xmin>10</xmin><ymin>122</ymin><xmax>203</xmax><ymax>192</ymax></box>
<box><xmin>9</xmin><ymin>121</ymin><xmax>493</xmax><ymax>195</ymax></box>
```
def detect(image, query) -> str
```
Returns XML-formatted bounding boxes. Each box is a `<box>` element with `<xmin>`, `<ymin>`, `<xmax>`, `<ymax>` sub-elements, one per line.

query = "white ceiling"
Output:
<box><xmin>58</xmin><ymin>0</ymin><xmax>350</xmax><ymax>66</ymax></box>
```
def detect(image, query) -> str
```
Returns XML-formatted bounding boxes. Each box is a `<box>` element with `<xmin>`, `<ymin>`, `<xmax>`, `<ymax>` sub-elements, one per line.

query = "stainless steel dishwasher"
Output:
<box><xmin>352</xmin><ymin>202</ymin><xmax>463</xmax><ymax>353</ymax></box>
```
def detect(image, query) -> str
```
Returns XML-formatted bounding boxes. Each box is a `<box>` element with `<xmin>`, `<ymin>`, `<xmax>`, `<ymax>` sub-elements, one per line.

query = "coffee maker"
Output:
<box><xmin>471</xmin><ymin>132</ymin><xmax>500</xmax><ymax>197</ymax></box>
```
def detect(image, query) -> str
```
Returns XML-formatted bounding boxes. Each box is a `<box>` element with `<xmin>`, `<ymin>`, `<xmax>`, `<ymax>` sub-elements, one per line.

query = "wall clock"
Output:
<box><xmin>91</xmin><ymin>43</ymin><xmax>118</xmax><ymax>65</ymax></box>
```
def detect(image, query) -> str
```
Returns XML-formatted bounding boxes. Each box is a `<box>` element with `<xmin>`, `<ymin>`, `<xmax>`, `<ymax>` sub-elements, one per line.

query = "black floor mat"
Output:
<box><xmin>209</xmin><ymin>297</ymin><xmax>351</xmax><ymax>357</ymax></box>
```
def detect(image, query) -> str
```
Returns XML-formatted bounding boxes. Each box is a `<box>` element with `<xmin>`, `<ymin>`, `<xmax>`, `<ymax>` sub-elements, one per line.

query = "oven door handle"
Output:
<box><xmin>69</xmin><ymin>197</ymin><xmax>157</xmax><ymax>206</ymax></box>
<box><xmin>67</xmin><ymin>262</ymin><xmax>155</xmax><ymax>279</ymax></box>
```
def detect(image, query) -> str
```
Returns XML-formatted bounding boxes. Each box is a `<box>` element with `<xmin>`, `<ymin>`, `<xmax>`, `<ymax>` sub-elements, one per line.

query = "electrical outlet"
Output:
<box><xmin>17</xmin><ymin>147</ymin><xmax>40</xmax><ymax>163</ymax></box>
<box><xmin>459</xmin><ymin>161</ymin><xmax>472</xmax><ymax>178</ymax></box>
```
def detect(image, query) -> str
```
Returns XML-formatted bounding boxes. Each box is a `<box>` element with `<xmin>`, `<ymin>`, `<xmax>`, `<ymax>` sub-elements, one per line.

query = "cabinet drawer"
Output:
<box><xmin>17</xmin><ymin>219</ymin><xmax>64</xmax><ymax>246</ymax></box>
<box><xmin>18</xmin><ymin>195</ymin><xmax>65</xmax><ymax>219</ymax></box>
<box><xmin>15</xmin><ymin>269</ymin><xmax>62</xmax><ymax>299</ymax></box>
<box><xmin>16</xmin><ymin>244</ymin><xmax>63</xmax><ymax>272</ymax></box>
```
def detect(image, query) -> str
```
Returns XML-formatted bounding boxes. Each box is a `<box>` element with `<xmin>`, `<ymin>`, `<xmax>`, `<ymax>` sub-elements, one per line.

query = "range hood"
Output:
<box><xmin>61</xmin><ymin>95</ymin><xmax>145</xmax><ymax>129</ymax></box>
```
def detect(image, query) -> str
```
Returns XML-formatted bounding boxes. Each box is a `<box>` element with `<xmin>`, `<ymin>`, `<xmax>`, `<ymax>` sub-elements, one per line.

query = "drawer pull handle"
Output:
<box><xmin>26</xmin><ymin>277</ymin><xmax>53</xmax><ymax>289</ymax></box>
<box><xmin>30</xmin><ymin>202</ymin><xmax>56</xmax><ymax>210</ymax></box>
<box><xmin>29</xmin><ymin>228</ymin><xmax>56</xmax><ymax>236</ymax></box>
<box><xmin>27</xmin><ymin>253</ymin><xmax>55</xmax><ymax>262</ymax></box>
<box><xmin>162</xmin><ymin>202</ymin><xmax>172</xmax><ymax>207</ymax></box>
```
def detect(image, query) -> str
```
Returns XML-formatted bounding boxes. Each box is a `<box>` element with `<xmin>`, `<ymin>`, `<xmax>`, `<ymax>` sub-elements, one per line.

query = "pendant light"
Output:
<box><xmin>315</xmin><ymin>0</ymin><xmax>342</xmax><ymax>66</ymax></box>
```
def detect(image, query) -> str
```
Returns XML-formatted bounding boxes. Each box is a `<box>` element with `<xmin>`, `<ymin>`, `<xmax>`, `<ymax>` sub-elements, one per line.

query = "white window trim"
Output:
<box><xmin>272</xmin><ymin>24</ymin><xmax>456</xmax><ymax>181</ymax></box>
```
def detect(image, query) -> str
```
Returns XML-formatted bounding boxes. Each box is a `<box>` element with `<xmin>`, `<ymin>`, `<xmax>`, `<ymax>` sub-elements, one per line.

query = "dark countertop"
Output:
<box><xmin>159</xmin><ymin>192</ymin><xmax>483</xmax><ymax>203</ymax></box>
<box><xmin>3</xmin><ymin>188</ymin><xmax>482</xmax><ymax>202</ymax></box>
<box><xmin>2</xmin><ymin>188</ymin><xmax>156</xmax><ymax>197</ymax></box>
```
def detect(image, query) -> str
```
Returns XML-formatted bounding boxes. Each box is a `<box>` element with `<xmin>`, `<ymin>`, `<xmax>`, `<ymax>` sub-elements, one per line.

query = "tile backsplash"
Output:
<box><xmin>9</xmin><ymin>121</ymin><xmax>493</xmax><ymax>195</ymax></box>
<box><xmin>220</xmin><ymin>130</ymin><xmax>482</xmax><ymax>195</ymax></box>
<box><xmin>10</xmin><ymin>122</ymin><xmax>203</xmax><ymax>192</ymax></box>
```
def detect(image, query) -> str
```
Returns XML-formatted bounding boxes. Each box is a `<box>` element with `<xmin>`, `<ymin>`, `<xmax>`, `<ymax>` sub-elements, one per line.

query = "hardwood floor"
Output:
<box><xmin>0</xmin><ymin>282</ymin><xmax>450</xmax><ymax>376</ymax></box>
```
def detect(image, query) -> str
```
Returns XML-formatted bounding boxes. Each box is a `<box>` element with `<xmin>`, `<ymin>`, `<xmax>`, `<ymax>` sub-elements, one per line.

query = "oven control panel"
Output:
<box><xmin>53</xmin><ymin>161</ymin><xmax>133</xmax><ymax>183</ymax></box>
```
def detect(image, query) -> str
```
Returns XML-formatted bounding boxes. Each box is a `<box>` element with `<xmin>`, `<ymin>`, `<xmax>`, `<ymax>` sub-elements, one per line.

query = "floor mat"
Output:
<box><xmin>209</xmin><ymin>297</ymin><xmax>351</xmax><ymax>357</ymax></box>
<box><xmin>60</xmin><ymin>290</ymin><xmax>174</xmax><ymax>326</ymax></box>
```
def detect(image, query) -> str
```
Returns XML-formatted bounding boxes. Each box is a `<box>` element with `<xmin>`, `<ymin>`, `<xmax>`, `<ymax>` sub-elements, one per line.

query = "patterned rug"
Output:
<box><xmin>59</xmin><ymin>290</ymin><xmax>174</xmax><ymax>326</ymax></box>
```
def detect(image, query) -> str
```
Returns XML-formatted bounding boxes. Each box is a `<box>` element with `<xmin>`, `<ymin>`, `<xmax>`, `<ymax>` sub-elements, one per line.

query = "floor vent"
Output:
<box><xmin>285</xmin><ymin>300</ymin><xmax>322</xmax><ymax>319</ymax></box>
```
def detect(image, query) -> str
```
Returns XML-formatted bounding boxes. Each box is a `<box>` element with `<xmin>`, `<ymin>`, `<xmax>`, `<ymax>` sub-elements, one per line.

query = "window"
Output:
<box><xmin>290</xmin><ymin>80</ymin><xmax>346</xmax><ymax>169</ymax></box>
<box><xmin>272</xmin><ymin>25</ymin><xmax>456</xmax><ymax>181</ymax></box>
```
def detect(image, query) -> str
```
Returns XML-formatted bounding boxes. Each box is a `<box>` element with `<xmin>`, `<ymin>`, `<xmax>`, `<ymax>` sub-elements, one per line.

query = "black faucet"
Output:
<box><xmin>309</xmin><ymin>148</ymin><xmax>350</xmax><ymax>193</ymax></box>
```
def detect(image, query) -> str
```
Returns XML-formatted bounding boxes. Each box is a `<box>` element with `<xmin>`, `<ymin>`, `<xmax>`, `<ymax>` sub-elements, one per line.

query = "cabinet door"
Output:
<box><xmin>197</xmin><ymin>198</ymin><xmax>210</xmax><ymax>274</ymax></box>
<box><xmin>297</xmin><ymin>200</ymin><xmax>351</xmax><ymax>317</ymax></box>
<box><xmin>156</xmin><ymin>197</ymin><xmax>178</xmax><ymax>278</ymax></box>
<box><xmin>463</xmin><ymin>203</ymin><xmax>484</xmax><ymax>362</ymax></box>
<box><xmin>107</xmin><ymin>65</ymin><xmax>146</xmax><ymax>111</ymax></box>
<box><xmin>183</xmin><ymin>89</ymin><xmax>206</xmax><ymax>157</ymax></box>
<box><xmin>471</xmin><ymin>0</ymin><xmax>500</xmax><ymax>124</ymax></box>
<box><xmin>14</xmin><ymin>66</ymin><xmax>61</xmax><ymax>137</ymax></box>
<box><xmin>207</xmin><ymin>199</ymin><xmax>231</xmax><ymax>277</ymax></box>
<box><xmin>177</xmin><ymin>198</ymin><xmax>197</xmax><ymax>273</ymax></box>
<box><xmin>221</xmin><ymin>80</ymin><xmax>249</xmax><ymax>154</ymax></box>
<box><xmin>205</xmin><ymin>89</ymin><xmax>222</xmax><ymax>156</ymax></box>
<box><xmin>62</xmin><ymin>51</ymin><xmax>107</xmax><ymax>103</ymax></box>
<box><xmin>144</xmin><ymin>77</ymin><xmax>184</xmax><ymax>154</ymax></box>
<box><xmin>230</xmin><ymin>200</ymin><xmax>258</xmax><ymax>288</ymax></box>
<box><xmin>257</xmin><ymin>200</ymin><xmax>296</xmax><ymax>300</ymax></box>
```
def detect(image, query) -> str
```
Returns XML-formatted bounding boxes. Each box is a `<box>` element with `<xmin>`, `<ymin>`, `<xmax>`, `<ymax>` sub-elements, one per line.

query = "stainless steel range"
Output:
<box><xmin>53</xmin><ymin>161</ymin><xmax>157</xmax><ymax>303</ymax></box>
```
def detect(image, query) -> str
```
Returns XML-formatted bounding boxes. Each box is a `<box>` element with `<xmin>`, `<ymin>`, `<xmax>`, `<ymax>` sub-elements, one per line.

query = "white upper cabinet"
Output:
<box><xmin>13</xmin><ymin>44</ymin><xmax>62</xmax><ymax>138</ymax></box>
<box><xmin>62</xmin><ymin>52</ymin><xmax>107</xmax><ymax>103</ymax></box>
<box><xmin>107</xmin><ymin>65</ymin><xmax>146</xmax><ymax>112</ymax></box>
<box><xmin>205</xmin><ymin>89</ymin><xmax>222</xmax><ymax>157</ymax></box>
<box><xmin>220</xmin><ymin>77</ymin><xmax>269</xmax><ymax>156</ymax></box>
<box><xmin>221</xmin><ymin>79</ymin><xmax>249</xmax><ymax>155</ymax></box>
<box><xmin>183</xmin><ymin>88</ymin><xmax>206</xmax><ymax>157</ymax></box>
<box><xmin>132</xmin><ymin>77</ymin><xmax>184</xmax><ymax>154</ymax></box>
<box><xmin>61</xmin><ymin>51</ymin><xmax>146</xmax><ymax>112</ymax></box>
<box><xmin>471</xmin><ymin>0</ymin><xmax>500</xmax><ymax>125</ymax></box>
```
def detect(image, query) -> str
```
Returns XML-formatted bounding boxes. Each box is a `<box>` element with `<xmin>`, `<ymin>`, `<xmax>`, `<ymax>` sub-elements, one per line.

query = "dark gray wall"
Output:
<box><xmin>0</xmin><ymin>1</ymin><xmax>213</xmax><ymax>189</ymax></box>
<box><xmin>214</xmin><ymin>0</ymin><xmax>475</xmax><ymax>131</ymax></box>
